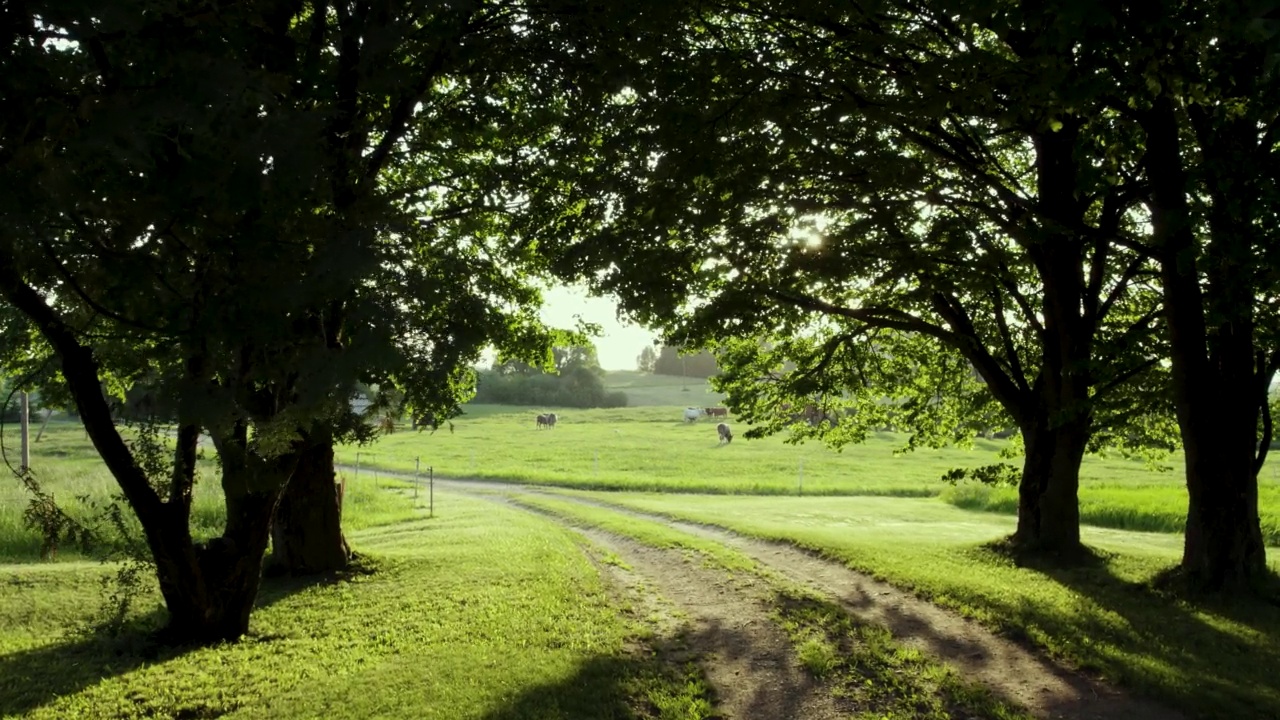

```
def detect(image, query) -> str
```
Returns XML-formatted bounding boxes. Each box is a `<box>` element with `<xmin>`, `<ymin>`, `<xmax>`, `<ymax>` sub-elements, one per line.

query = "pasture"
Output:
<box><xmin>338</xmin><ymin>404</ymin><xmax>1280</xmax><ymax>544</ymax></box>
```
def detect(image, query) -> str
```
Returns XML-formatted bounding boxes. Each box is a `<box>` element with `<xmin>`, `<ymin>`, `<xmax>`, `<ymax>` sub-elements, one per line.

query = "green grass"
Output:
<box><xmin>341</xmin><ymin>404</ymin><xmax>1280</xmax><ymax>544</ymax></box>
<box><xmin>0</xmin><ymin>492</ymin><xmax>715</xmax><ymax>719</ymax></box>
<box><xmin>565</xmin><ymin>491</ymin><xmax>1280</xmax><ymax>720</ymax></box>
<box><xmin>0</xmin><ymin>422</ymin><xmax>417</xmax><ymax>563</ymax></box>
<box><xmin>510</xmin><ymin>492</ymin><xmax>1031</xmax><ymax>720</ymax></box>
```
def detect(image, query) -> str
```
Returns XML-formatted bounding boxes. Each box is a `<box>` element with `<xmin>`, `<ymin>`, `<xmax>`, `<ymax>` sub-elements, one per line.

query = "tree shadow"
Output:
<box><xmin>0</xmin><ymin>555</ymin><xmax>382</xmax><ymax>717</ymax></box>
<box><xmin>0</xmin><ymin>607</ymin><xmax>187</xmax><ymax>718</ymax></box>
<box><xmin>254</xmin><ymin>552</ymin><xmax>381</xmax><ymax>611</ymax></box>
<box><xmin>973</xmin><ymin>540</ymin><xmax>1280</xmax><ymax>718</ymax></box>
<box><xmin>480</xmin><ymin>619</ymin><xmax>821</xmax><ymax>720</ymax></box>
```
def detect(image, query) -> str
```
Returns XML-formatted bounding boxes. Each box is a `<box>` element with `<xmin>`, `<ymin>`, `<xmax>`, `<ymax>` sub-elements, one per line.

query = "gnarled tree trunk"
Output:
<box><xmin>269</xmin><ymin>428</ymin><xmax>350</xmax><ymax>575</ymax></box>
<box><xmin>152</xmin><ymin>486</ymin><xmax>286</xmax><ymax>643</ymax></box>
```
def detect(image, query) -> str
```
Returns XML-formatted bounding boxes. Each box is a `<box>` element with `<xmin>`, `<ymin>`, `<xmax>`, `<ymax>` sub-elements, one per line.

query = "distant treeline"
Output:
<box><xmin>475</xmin><ymin>346</ymin><xmax>628</xmax><ymax>408</ymax></box>
<box><xmin>637</xmin><ymin>345</ymin><xmax>720</xmax><ymax>378</ymax></box>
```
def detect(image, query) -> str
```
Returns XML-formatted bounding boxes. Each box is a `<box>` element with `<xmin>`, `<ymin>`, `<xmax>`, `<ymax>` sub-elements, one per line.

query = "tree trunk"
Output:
<box><xmin>1143</xmin><ymin>96</ymin><xmax>1269</xmax><ymax>592</ymax></box>
<box><xmin>1013</xmin><ymin>413</ymin><xmax>1087</xmax><ymax>555</ymax></box>
<box><xmin>151</xmin><ymin>487</ymin><xmax>283</xmax><ymax>643</ymax></box>
<box><xmin>269</xmin><ymin>429</ymin><xmax>350</xmax><ymax>575</ymax></box>
<box><xmin>1181</xmin><ymin>442</ymin><xmax>1266</xmax><ymax>590</ymax></box>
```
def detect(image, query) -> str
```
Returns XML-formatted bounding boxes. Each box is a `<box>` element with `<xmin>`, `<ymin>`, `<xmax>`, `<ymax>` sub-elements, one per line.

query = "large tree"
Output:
<box><xmin>1128</xmin><ymin>2</ymin><xmax>1280</xmax><ymax>590</ymax></box>
<box><xmin>1</xmin><ymin>0</ymin><xmax>556</xmax><ymax>641</ymax></box>
<box><xmin>524</xmin><ymin>0</ymin><xmax>1169</xmax><ymax>556</ymax></box>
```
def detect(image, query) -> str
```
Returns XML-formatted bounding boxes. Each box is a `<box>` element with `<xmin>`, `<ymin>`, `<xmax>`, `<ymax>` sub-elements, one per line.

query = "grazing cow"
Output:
<box><xmin>683</xmin><ymin>407</ymin><xmax>703</xmax><ymax>423</ymax></box>
<box><xmin>536</xmin><ymin>413</ymin><xmax>551</xmax><ymax>429</ymax></box>
<box><xmin>546</xmin><ymin>412</ymin><xmax>558</xmax><ymax>428</ymax></box>
<box><xmin>704</xmin><ymin>407</ymin><xmax>729</xmax><ymax>418</ymax></box>
<box><xmin>717</xmin><ymin>422</ymin><xmax>733</xmax><ymax>444</ymax></box>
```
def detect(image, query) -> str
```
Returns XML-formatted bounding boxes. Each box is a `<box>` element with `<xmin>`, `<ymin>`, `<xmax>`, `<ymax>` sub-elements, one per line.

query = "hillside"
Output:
<box><xmin>600</xmin><ymin>371</ymin><xmax>725</xmax><ymax>407</ymax></box>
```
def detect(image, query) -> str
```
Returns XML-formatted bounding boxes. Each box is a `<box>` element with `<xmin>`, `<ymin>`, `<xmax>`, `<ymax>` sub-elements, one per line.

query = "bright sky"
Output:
<box><xmin>541</xmin><ymin>285</ymin><xmax>658</xmax><ymax>370</ymax></box>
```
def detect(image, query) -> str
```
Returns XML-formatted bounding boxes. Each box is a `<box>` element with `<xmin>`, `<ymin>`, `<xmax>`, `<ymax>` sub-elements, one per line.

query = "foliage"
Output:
<box><xmin>516</xmin><ymin>0</ymin><xmax>1184</xmax><ymax>555</ymax></box>
<box><xmin>474</xmin><ymin>366</ymin><xmax>628</xmax><ymax>409</ymax></box>
<box><xmin>0</xmin><ymin>0</ymin><xmax>569</xmax><ymax>637</ymax></box>
<box><xmin>636</xmin><ymin>345</ymin><xmax>658</xmax><ymax>374</ymax></box>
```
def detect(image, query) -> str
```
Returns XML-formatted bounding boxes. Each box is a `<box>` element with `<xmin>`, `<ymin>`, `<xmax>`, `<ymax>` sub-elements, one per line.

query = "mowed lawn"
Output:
<box><xmin>338</xmin><ymin>404</ymin><xmax>1280</xmax><ymax>543</ymax></box>
<box><xmin>560</xmin><ymin>490</ymin><xmax>1280</xmax><ymax>720</ymax></box>
<box><xmin>0</xmin><ymin>489</ymin><xmax>706</xmax><ymax>719</ymax></box>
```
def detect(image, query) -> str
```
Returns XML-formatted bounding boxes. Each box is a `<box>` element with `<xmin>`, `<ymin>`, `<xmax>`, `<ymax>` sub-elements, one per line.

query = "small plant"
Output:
<box><xmin>796</xmin><ymin>634</ymin><xmax>840</xmax><ymax>678</ymax></box>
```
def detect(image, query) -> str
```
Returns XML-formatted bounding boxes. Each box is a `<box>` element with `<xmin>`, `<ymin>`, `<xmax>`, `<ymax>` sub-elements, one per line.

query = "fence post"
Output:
<box><xmin>355</xmin><ymin>452</ymin><xmax>362</xmax><ymax>484</ymax></box>
<box><xmin>429</xmin><ymin>466</ymin><xmax>434</xmax><ymax>518</ymax></box>
<box><xmin>414</xmin><ymin>456</ymin><xmax>420</xmax><ymax>503</ymax></box>
<box><xmin>19</xmin><ymin>391</ymin><xmax>30</xmax><ymax>472</ymax></box>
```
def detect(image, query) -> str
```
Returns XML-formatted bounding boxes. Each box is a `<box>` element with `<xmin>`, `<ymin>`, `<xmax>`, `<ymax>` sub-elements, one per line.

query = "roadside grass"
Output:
<box><xmin>339</xmin><ymin>404</ymin><xmax>1280</xmax><ymax>544</ymax></box>
<box><xmin>508</xmin><ymin>492</ymin><xmax>1034</xmax><ymax>720</ymax></box>
<box><xmin>0</xmin><ymin>492</ymin><xmax>715</xmax><ymax>719</ymax></box>
<box><xmin>573</xmin><ymin>492</ymin><xmax>1280</xmax><ymax>720</ymax></box>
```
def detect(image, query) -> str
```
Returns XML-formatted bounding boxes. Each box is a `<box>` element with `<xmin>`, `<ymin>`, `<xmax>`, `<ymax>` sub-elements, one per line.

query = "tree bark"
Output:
<box><xmin>1013</xmin><ymin>411</ymin><xmax>1088</xmax><ymax>554</ymax></box>
<box><xmin>269</xmin><ymin>428</ymin><xmax>350</xmax><ymax>575</ymax></box>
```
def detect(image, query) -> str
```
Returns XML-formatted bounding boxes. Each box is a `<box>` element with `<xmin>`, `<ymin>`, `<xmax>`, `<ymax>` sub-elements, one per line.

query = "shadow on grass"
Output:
<box><xmin>481</xmin><ymin>619</ymin><xmax>834</xmax><ymax>720</ymax></box>
<box><xmin>0</xmin><ymin>608</ymin><xmax>183</xmax><ymax>718</ymax></box>
<box><xmin>254</xmin><ymin>552</ymin><xmax>381</xmax><ymax>611</ymax></box>
<box><xmin>975</xmin><ymin>540</ymin><xmax>1280</xmax><ymax>720</ymax></box>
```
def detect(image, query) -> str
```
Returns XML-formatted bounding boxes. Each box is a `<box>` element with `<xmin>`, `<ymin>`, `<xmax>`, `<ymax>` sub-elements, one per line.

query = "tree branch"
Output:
<box><xmin>0</xmin><ymin>248</ymin><xmax>161</xmax><ymax>518</ymax></box>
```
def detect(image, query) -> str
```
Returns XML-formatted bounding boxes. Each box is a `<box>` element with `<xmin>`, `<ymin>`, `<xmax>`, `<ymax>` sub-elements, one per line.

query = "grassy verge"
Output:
<box><xmin>569</xmin><ymin>491</ymin><xmax>1280</xmax><ymax>720</ymax></box>
<box><xmin>508</xmin><ymin>492</ymin><xmax>1033</xmax><ymax>720</ymax></box>
<box><xmin>0</xmin><ymin>492</ymin><xmax>715</xmax><ymax>719</ymax></box>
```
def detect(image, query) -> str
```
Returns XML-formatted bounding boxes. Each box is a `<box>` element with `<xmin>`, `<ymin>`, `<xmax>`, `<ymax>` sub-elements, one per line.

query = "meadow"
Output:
<box><xmin>336</xmin><ymin>402</ymin><xmax>1280</xmax><ymax>544</ymax></box>
<box><xmin>541</xmin><ymin>489</ymin><xmax>1280</xmax><ymax>720</ymax></box>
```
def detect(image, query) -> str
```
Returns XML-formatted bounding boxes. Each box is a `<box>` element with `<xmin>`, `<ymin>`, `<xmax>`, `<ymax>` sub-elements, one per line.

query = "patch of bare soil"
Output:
<box><xmin>522</xmin><ymin>489</ymin><xmax>1185</xmax><ymax>720</ymax></box>
<box><xmin>575</xmin><ymin>526</ymin><xmax>844</xmax><ymax>720</ymax></box>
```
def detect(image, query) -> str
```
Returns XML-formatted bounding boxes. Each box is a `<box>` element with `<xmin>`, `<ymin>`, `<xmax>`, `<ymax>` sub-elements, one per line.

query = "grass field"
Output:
<box><xmin>339</xmin><ymin>404</ymin><xmax>1280</xmax><ymax>544</ymax></box>
<box><xmin>0</xmin><ymin>490</ymin><xmax>715</xmax><ymax>719</ymax></box>
<box><xmin>557</xmin><ymin>490</ymin><xmax>1280</xmax><ymax>720</ymax></box>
